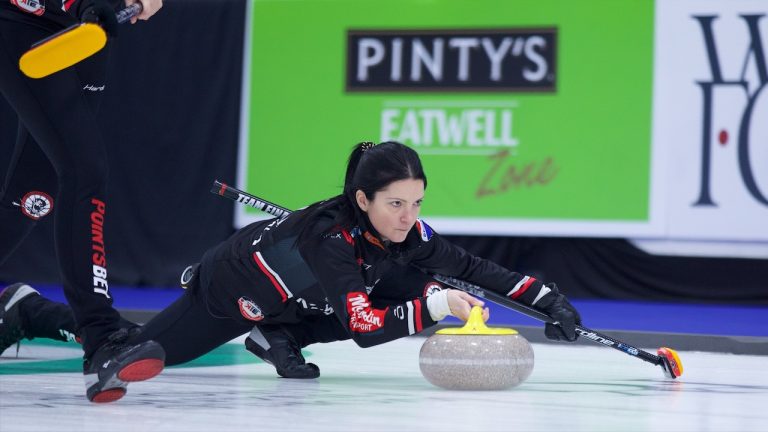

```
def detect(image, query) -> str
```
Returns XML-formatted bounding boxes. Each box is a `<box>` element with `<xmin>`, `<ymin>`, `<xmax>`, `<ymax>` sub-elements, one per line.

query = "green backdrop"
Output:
<box><xmin>241</xmin><ymin>0</ymin><xmax>654</xmax><ymax>224</ymax></box>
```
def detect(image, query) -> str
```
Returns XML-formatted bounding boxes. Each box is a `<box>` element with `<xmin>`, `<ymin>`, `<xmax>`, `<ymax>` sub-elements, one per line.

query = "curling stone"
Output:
<box><xmin>419</xmin><ymin>306</ymin><xmax>534</xmax><ymax>390</ymax></box>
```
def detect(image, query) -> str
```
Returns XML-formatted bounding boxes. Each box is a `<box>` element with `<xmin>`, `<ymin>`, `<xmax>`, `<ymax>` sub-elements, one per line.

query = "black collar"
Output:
<box><xmin>356</xmin><ymin>211</ymin><xmax>388</xmax><ymax>252</ymax></box>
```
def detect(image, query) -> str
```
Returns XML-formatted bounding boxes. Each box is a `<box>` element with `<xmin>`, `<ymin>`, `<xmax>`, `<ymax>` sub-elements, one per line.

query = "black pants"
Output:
<box><xmin>19</xmin><ymin>281</ymin><xmax>351</xmax><ymax>366</ymax></box>
<box><xmin>0</xmin><ymin>13</ymin><xmax>120</xmax><ymax>356</ymax></box>
<box><xmin>130</xmin><ymin>278</ymin><xmax>254</xmax><ymax>366</ymax></box>
<box><xmin>130</xmin><ymin>275</ymin><xmax>355</xmax><ymax>366</ymax></box>
<box><xmin>17</xmin><ymin>264</ymin><xmax>441</xmax><ymax>366</ymax></box>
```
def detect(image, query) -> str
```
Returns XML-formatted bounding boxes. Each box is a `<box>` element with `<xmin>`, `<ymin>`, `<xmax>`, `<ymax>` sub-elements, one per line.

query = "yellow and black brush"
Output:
<box><xmin>19</xmin><ymin>3</ymin><xmax>141</xmax><ymax>79</ymax></box>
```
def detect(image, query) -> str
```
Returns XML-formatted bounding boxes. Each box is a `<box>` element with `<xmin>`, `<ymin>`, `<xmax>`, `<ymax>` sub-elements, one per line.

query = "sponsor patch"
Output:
<box><xmin>11</xmin><ymin>0</ymin><xmax>45</xmax><ymax>16</ymax></box>
<box><xmin>415</xmin><ymin>219</ymin><xmax>434</xmax><ymax>241</ymax></box>
<box><xmin>20</xmin><ymin>191</ymin><xmax>53</xmax><ymax>220</ymax></box>
<box><xmin>346</xmin><ymin>292</ymin><xmax>387</xmax><ymax>333</ymax></box>
<box><xmin>423</xmin><ymin>281</ymin><xmax>443</xmax><ymax>297</ymax></box>
<box><xmin>90</xmin><ymin>198</ymin><xmax>109</xmax><ymax>299</ymax></box>
<box><xmin>238</xmin><ymin>296</ymin><xmax>265</xmax><ymax>322</ymax></box>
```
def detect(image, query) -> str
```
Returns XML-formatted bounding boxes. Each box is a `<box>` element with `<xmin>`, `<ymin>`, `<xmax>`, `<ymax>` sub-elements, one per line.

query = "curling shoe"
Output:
<box><xmin>245</xmin><ymin>325</ymin><xmax>320</xmax><ymax>379</ymax></box>
<box><xmin>0</xmin><ymin>283</ymin><xmax>39</xmax><ymax>356</ymax></box>
<box><xmin>83</xmin><ymin>328</ymin><xmax>165</xmax><ymax>403</ymax></box>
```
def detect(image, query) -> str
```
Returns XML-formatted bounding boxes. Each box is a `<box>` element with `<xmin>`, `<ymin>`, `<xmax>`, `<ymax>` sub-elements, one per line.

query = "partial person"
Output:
<box><xmin>1</xmin><ymin>141</ymin><xmax>581</xmax><ymax>398</ymax></box>
<box><xmin>0</xmin><ymin>0</ymin><xmax>164</xmax><ymax>402</ymax></box>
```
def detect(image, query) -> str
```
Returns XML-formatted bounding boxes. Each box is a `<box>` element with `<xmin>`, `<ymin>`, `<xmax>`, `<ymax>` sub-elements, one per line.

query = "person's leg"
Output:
<box><xmin>1</xmin><ymin>278</ymin><xmax>242</xmax><ymax>397</ymax></box>
<box><xmin>0</xmin><ymin>126</ymin><xmax>58</xmax><ymax>266</ymax></box>
<box><xmin>0</xmin><ymin>283</ymin><xmax>47</xmax><ymax>355</ymax></box>
<box><xmin>18</xmin><ymin>288</ymin><xmax>79</xmax><ymax>343</ymax></box>
<box><xmin>244</xmin><ymin>323</ymin><xmax>322</xmax><ymax>379</ymax></box>
<box><xmin>0</xmin><ymin>282</ymin><xmax>146</xmax><ymax>354</ymax></box>
<box><xmin>0</xmin><ymin>20</ymin><xmax>119</xmax><ymax>355</ymax></box>
<box><xmin>131</xmin><ymin>286</ymin><xmax>253</xmax><ymax>367</ymax></box>
<box><xmin>17</xmin><ymin>291</ymin><xmax>138</xmax><ymax>345</ymax></box>
<box><xmin>244</xmin><ymin>315</ymin><xmax>351</xmax><ymax>379</ymax></box>
<box><xmin>0</xmin><ymin>21</ymin><xmax>165</xmax><ymax>403</ymax></box>
<box><xmin>243</xmin><ymin>265</ymin><xmax>445</xmax><ymax>377</ymax></box>
<box><xmin>1</xmin><ymin>277</ymin><xmax>257</xmax><ymax>367</ymax></box>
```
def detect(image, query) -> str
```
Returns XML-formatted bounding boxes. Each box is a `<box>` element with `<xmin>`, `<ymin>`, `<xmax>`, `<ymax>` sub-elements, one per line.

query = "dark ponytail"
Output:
<box><xmin>294</xmin><ymin>141</ymin><xmax>426</xmax><ymax>247</ymax></box>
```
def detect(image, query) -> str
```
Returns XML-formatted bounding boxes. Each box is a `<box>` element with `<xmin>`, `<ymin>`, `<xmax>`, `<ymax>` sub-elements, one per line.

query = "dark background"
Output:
<box><xmin>1</xmin><ymin>0</ymin><xmax>766</xmax><ymax>304</ymax></box>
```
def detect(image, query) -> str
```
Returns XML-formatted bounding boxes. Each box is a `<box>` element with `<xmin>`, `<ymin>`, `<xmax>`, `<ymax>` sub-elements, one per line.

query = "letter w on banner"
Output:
<box><xmin>652</xmin><ymin>0</ymin><xmax>768</xmax><ymax>241</ymax></box>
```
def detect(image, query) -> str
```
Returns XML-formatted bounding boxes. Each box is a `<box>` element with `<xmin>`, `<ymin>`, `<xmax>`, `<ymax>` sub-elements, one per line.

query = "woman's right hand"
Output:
<box><xmin>125</xmin><ymin>0</ymin><xmax>163</xmax><ymax>23</ymax></box>
<box><xmin>446</xmin><ymin>289</ymin><xmax>489</xmax><ymax>322</ymax></box>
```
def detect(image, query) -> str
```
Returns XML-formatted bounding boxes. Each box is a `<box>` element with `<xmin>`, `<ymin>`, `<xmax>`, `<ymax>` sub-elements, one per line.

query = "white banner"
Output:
<box><xmin>652</xmin><ymin>0</ymin><xmax>768</xmax><ymax>241</ymax></box>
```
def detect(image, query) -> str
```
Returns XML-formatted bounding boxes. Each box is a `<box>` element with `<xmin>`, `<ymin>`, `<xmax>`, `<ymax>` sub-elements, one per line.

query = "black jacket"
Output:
<box><xmin>0</xmin><ymin>0</ymin><xmax>121</xmax><ymax>30</ymax></box>
<box><xmin>199</xmin><ymin>203</ymin><xmax>548</xmax><ymax>348</ymax></box>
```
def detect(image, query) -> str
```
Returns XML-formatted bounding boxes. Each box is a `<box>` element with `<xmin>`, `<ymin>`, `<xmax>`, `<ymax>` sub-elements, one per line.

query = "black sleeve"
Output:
<box><xmin>67</xmin><ymin>0</ymin><xmax>94</xmax><ymax>18</ymax></box>
<box><xmin>300</xmin><ymin>231</ymin><xmax>437</xmax><ymax>348</ymax></box>
<box><xmin>66</xmin><ymin>0</ymin><xmax>120</xmax><ymax>19</ymax></box>
<box><xmin>409</xmin><ymin>232</ymin><xmax>553</xmax><ymax>308</ymax></box>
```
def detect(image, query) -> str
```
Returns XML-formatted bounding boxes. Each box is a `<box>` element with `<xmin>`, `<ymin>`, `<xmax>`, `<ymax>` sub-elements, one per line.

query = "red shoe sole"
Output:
<box><xmin>91</xmin><ymin>388</ymin><xmax>126</xmax><ymax>403</ymax></box>
<box><xmin>118</xmin><ymin>358</ymin><xmax>164</xmax><ymax>382</ymax></box>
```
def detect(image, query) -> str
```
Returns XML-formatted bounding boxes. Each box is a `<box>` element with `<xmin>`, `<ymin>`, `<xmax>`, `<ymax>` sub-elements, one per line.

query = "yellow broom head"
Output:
<box><xmin>19</xmin><ymin>23</ymin><xmax>106</xmax><ymax>79</ymax></box>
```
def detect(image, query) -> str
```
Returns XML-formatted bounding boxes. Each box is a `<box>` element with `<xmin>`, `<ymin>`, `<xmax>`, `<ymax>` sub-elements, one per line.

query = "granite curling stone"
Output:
<box><xmin>419</xmin><ymin>306</ymin><xmax>534</xmax><ymax>390</ymax></box>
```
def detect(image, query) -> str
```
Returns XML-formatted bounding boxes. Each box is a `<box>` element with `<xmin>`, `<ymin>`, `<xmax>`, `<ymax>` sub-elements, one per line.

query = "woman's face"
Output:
<box><xmin>356</xmin><ymin>178</ymin><xmax>425</xmax><ymax>243</ymax></box>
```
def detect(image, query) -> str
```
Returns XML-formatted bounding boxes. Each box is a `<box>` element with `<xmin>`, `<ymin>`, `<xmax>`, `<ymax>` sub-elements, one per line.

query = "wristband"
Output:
<box><xmin>426</xmin><ymin>289</ymin><xmax>451</xmax><ymax>321</ymax></box>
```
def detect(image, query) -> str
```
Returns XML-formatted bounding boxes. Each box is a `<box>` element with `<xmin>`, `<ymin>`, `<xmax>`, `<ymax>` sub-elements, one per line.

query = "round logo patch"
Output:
<box><xmin>20</xmin><ymin>191</ymin><xmax>53</xmax><ymax>220</ymax></box>
<box><xmin>11</xmin><ymin>0</ymin><xmax>45</xmax><ymax>16</ymax></box>
<box><xmin>423</xmin><ymin>282</ymin><xmax>444</xmax><ymax>297</ymax></box>
<box><xmin>238</xmin><ymin>296</ymin><xmax>264</xmax><ymax>322</ymax></box>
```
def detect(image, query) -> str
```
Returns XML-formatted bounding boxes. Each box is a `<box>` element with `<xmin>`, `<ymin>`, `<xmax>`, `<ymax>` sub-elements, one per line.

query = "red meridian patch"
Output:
<box><xmin>346</xmin><ymin>292</ymin><xmax>387</xmax><ymax>333</ymax></box>
<box><xmin>117</xmin><ymin>359</ymin><xmax>164</xmax><ymax>382</ymax></box>
<box><xmin>92</xmin><ymin>388</ymin><xmax>126</xmax><ymax>403</ymax></box>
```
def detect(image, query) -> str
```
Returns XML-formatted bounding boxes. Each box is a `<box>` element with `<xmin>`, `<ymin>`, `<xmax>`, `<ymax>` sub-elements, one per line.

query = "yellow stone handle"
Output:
<box><xmin>436</xmin><ymin>306</ymin><xmax>518</xmax><ymax>335</ymax></box>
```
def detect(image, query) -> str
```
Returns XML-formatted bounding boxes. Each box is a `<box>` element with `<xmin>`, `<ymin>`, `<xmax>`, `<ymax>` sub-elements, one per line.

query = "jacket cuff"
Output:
<box><xmin>417</xmin><ymin>296</ymin><xmax>438</xmax><ymax>330</ymax></box>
